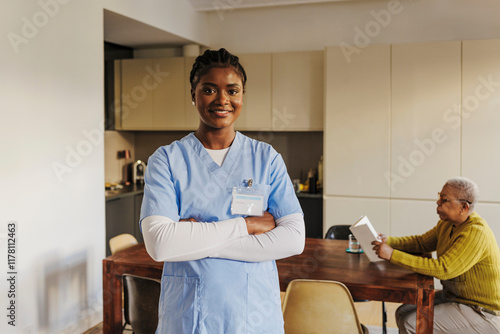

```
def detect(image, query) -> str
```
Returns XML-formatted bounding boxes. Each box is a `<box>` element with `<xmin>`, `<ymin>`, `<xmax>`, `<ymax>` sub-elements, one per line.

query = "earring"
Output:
<box><xmin>192</xmin><ymin>101</ymin><xmax>195</xmax><ymax>106</ymax></box>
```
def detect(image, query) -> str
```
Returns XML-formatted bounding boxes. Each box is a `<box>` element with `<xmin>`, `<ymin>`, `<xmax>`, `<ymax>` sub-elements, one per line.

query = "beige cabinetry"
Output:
<box><xmin>184</xmin><ymin>56</ymin><xmax>199</xmax><ymax>130</ymax></box>
<box><xmin>462</xmin><ymin>39</ymin><xmax>500</xmax><ymax>202</ymax></box>
<box><xmin>117</xmin><ymin>58</ymin><xmax>154</xmax><ymax>130</ymax></box>
<box><xmin>391</xmin><ymin>41</ymin><xmax>461</xmax><ymax>199</ymax></box>
<box><xmin>115</xmin><ymin>57</ymin><xmax>187</xmax><ymax>130</ymax></box>
<box><xmin>115</xmin><ymin>51</ymin><xmax>323</xmax><ymax>131</ymax></box>
<box><xmin>324</xmin><ymin>44</ymin><xmax>391</xmax><ymax>198</ymax></box>
<box><xmin>235</xmin><ymin>53</ymin><xmax>272</xmax><ymax>130</ymax></box>
<box><xmin>152</xmin><ymin>57</ymin><xmax>187</xmax><ymax>130</ymax></box>
<box><xmin>272</xmin><ymin>51</ymin><xmax>324</xmax><ymax>131</ymax></box>
<box><xmin>324</xmin><ymin>39</ymin><xmax>500</xmax><ymax>240</ymax></box>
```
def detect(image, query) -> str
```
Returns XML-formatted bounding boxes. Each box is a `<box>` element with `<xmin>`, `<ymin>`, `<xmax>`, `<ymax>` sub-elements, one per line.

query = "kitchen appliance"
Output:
<box><xmin>129</xmin><ymin>160</ymin><xmax>146</xmax><ymax>184</ymax></box>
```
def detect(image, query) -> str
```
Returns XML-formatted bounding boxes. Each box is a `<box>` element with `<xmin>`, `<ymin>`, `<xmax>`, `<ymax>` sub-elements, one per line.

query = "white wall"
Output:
<box><xmin>206</xmin><ymin>0</ymin><xmax>500</xmax><ymax>53</ymax></box>
<box><xmin>0</xmin><ymin>1</ymin><xmax>104</xmax><ymax>333</ymax></box>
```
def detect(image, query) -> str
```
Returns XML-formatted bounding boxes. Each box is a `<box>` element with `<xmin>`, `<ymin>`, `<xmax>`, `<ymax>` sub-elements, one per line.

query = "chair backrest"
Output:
<box><xmin>109</xmin><ymin>233</ymin><xmax>138</xmax><ymax>254</ymax></box>
<box><xmin>123</xmin><ymin>274</ymin><xmax>161</xmax><ymax>334</ymax></box>
<box><xmin>282</xmin><ymin>279</ymin><xmax>365</xmax><ymax>334</ymax></box>
<box><xmin>324</xmin><ymin>224</ymin><xmax>351</xmax><ymax>240</ymax></box>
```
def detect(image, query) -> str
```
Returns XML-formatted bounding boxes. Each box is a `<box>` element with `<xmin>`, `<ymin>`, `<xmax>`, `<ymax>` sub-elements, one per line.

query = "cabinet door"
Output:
<box><xmin>323</xmin><ymin>196</ymin><xmax>390</xmax><ymax>239</ymax></box>
<box><xmin>119</xmin><ymin>58</ymin><xmax>154</xmax><ymax>130</ymax></box>
<box><xmin>153</xmin><ymin>57</ymin><xmax>186</xmax><ymax>130</ymax></box>
<box><xmin>391</xmin><ymin>41</ymin><xmax>461</xmax><ymax>199</ymax></box>
<box><xmin>184</xmin><ymin>56</ymin><xmax>199</xmax><ymax>130</ymax></box>
<box><xmin>462</xmin><ymin>39</ymin><xmax>500</xmax><ymax>202</ymax></box>
<box><xmin>272</xmin><ymin>51</ymin><xmax>324</xmax><ymax>131</ymax></box>
<box><xmin>105</xmin><ymin>196</ymin><xmax>135</xmax><ymax>257</ymax></box>
<box><xmin>134</xmin><ymin>193</ymin><xmax>144</xmax><ymax>244</ymax></box>
<box><xmin>235</xmin><ymin>53</ymin><xmax>272</xmax><ymax>130</ymax></box>
<box><xmin>324</xmin><ymin>45</ymin><xmax>391</xmax><ymax>197</ymax></box>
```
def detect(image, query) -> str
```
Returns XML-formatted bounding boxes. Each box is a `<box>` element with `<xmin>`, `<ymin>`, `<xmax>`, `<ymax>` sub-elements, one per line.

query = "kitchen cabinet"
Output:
<box><xmin>153</xmin><ymin>57</ymin><xmax>187</xmax><ymax>130</ymax></box>
<box><xmin>235</xmin><ymin>53</ymin><xmax>272</xmax><ymax>130</ymax></box>
<box><xmin>115</xmin><ymin>57</ymin><xmax>187</xmax><ymax>130</ymax></box>
<box><xmin>297</xmin><ymin>194</ymin><xmax>323</xmax><ymax>238</ymax></box>
<box><xmin>391</xmin><ymin>41</ymin><xmax>461</xmax><ymax>199</ymax></box>
<box><xmin>462</xmin><ymin>39</ymin><xmax>500</xmax><ymax>202</ymax></box>
<box><xmin>114</xmin><ymin>51</ymin><xmax>323</xmax><ymax>131</ymax></box>
<box><xmin>184</xmin><ymin>56</ymin><xmax>200</xmax><ymax>130</ymax></box>
<box><xmin>105</xmin><ymin>192</ymin><xmax>144</xmax><ymax>257</ymax></box>
<box><xmin>116</xmin><ymin>58</ymin><xmax>154</xmax><ymax>130</ymax></box>
<box><xmin>324</xmin><ymin>44</ymin><xmax>391</xmax><ymax>198</ymax></box>
<box><xmin>272</xmin><ymin>51</ymin><xmax>324</xmax><ymax>131</ymax></box>
<box><xmin>323</xmin><ymin>197</ymin><xmax>390</xmax><ymax>240</ymax></box>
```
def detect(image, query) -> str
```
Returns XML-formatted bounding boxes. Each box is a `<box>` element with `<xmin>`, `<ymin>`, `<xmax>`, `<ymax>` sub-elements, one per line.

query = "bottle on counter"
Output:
<box><xmin>318</xmin><ymin>155</ymin><xmax>323</xmax><ymax>191</ymax></box>
<box><xmin>307</xmin><ymin>168</ymin><xmax>317</xmax><ymax>194</ymax></box>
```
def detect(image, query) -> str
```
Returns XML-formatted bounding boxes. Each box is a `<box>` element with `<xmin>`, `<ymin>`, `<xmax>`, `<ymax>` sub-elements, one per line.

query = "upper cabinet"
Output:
<box><xmin>272</xmin><ymin>51</ymin><xmax>324</xmax><ymax>131</ymax></box>
<box><xmin>115</xmin><ymin>57</ymin><xmax>190</xmax><ymax>131</ymax></box>
<box><xmin>462</xmin><ymin>39</ymin><xmax>500</xmax><ymax>202</ymax></box>
<box><xmin>184</xmin><ymin>56</ymin><xmax>199</xmax><ymax>130</ymax></box>
<box><xmin>114</xmin><ymin>51</ymin><xmax>324</xmax><ymax>131</ymax></box>
<box><xmin>234</xmin><ymin>53</ymin><xmax>272</xmax><ymax>131</ymax></box>
<box><xmin>391</xmin><ymin>41</ymin><xmax>461</xmax><ymax>199</ymax></box>
<box><xmin>324</xmin><ymin>45</ymin><xmax>391</xmax><ymax>198</ymax></box>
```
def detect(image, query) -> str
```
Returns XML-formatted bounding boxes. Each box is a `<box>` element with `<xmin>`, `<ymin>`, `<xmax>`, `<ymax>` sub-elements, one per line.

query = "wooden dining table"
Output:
<box><xmin>102</xmin><ymin>238</ymin><xmax>435</xmax><ymax>333</ymax></box>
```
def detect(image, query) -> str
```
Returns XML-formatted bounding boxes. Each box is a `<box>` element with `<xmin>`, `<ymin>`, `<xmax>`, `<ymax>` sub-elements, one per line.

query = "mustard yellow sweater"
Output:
<box><xmin>388</xmin><ymin>212</ymin><xmax>500</xmax><ymax>311</ymax></box>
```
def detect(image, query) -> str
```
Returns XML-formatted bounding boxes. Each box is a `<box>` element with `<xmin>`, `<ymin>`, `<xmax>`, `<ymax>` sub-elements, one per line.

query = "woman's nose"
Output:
<box><xmin>215</xmin><ymin>91</ymin><xmax>229</xmax><ymax>105</ymax></box>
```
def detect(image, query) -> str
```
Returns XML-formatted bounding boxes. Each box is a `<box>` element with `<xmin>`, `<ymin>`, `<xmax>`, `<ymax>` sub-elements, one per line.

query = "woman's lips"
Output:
<box><xmin>210</xmin><ymin>110</ymin><xmax>231</xmax><ymax>116</ymax></box>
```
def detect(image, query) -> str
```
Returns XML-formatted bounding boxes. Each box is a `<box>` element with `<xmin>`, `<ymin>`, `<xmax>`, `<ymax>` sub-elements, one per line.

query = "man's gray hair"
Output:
<box><xmin>445</xmin><ymin>177</ymin><xmax>479</xmax><ymax>212</ymax></box>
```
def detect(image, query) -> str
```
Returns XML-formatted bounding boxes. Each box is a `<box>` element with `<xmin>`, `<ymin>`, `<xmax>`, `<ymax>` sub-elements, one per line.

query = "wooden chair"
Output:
<box><xmin>109</xmin><ymin>233</ymin><xmax>138</xmax><ymax>255</ymax></box>
<box><xmin>282</xmin><ymin>279</ymin><xmax>368</xmax><ymax>334</ymax></box>
<box><xmin>325</xmin><ymin>225</ymin><xmax>387</xmax><ymax>334</ymax></box>
<box><xmin>122</xmin><ymin>274</ymin><xmax>161</xmax><ymax>334</ymax></box>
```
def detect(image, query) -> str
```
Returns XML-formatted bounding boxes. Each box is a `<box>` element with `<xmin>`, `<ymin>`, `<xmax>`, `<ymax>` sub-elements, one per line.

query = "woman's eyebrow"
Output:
<box><xmin>201</xmin><ymin>82</ymin><xmax>241</xmax><ymax>87</ymax></box>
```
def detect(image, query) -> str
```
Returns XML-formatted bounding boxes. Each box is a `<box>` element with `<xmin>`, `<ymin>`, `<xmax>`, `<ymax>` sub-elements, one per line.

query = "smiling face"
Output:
<box><xmin>192</xmin><ymin>67</ymin><xmax>244</xmax><ymax>132</ymax></box>
<box><xmin>436</xmin><ymin>185</ymin><xmax>468</xmax><ymax>225</ymax></box>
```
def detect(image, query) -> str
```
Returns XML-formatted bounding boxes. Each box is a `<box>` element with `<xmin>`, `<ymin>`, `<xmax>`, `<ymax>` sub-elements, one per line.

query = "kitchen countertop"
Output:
<box><xmin>106</xmin><ymin>183</ymin><xmax>321</xmax><ymax>200</ymax></box>
<box><xmin>105</xmin><ymin>183</ymin><xmax>145</xmax><ymax>200</ymax></box>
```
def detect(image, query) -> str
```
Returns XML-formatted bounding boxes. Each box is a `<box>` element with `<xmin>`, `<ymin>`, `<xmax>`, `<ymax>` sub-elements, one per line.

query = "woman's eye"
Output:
<box><xmin>228</xmin><ymin>89</ymin><xmax>240</xmax><ymax>95</ymax></box>
<box><xmin>203</xmin><ymin>88</ymin><xmax>215</xmax><ymax>94</ymax></box>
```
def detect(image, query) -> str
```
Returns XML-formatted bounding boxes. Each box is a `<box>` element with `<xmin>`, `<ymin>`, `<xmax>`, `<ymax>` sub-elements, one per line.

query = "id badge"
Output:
<box><xmin>231</xmin><ymin>179</ymin><xmax>266</xmax><ymax>216</ymax></box>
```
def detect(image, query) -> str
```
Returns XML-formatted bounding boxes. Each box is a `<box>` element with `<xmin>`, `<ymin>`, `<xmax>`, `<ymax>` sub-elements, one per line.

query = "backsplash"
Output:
<box><xmin>104</xmin><ymin>131</ymin><xmax>135</xmax><ymax>183</ymax></box>
<box><xmin>105</xmin><ymin>130</ymin><xmax>323</xmax><ymax>185</ymax></box>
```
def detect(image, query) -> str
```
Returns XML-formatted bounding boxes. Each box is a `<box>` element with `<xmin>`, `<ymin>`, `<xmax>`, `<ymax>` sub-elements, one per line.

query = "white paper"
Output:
<box><xmin>349</xmin><ymin>216</ymin><xmax>383</xmax><ymax>262</ymax></box>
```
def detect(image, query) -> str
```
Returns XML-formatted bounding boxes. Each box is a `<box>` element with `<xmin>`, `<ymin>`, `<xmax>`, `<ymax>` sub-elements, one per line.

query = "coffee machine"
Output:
<box><xmin>129</xmin><ymin>160</ymin><xmax>146</xmax><ymax>184</ymax></box>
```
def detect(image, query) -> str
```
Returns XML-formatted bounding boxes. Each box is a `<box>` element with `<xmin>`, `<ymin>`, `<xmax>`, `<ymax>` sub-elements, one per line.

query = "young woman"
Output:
<box><xmin>140</xmin><ymin>48</ymin><xmax>305</xmax><ymax>333</ymax></box>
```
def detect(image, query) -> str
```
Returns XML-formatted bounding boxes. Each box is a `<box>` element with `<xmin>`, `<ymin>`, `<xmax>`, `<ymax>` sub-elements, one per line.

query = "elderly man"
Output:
<box><xmin>373</xmin><ymin>177</ymin><xmax>500</xmax><ymax>333</ymax></box>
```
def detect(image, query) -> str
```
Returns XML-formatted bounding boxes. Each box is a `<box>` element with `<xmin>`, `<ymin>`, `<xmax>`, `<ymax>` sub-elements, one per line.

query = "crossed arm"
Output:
<box><xmin>141</xmin><ymin>211</ymin><xmax>305</xmax><ymax>262</ymax></box>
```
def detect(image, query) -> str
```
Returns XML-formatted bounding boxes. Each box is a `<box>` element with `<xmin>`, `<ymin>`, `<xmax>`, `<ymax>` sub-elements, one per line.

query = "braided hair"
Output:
<box><xmin>189</xmin><ymin>48</ymin><xmax>247</xmax><ymax>91</ymax></box>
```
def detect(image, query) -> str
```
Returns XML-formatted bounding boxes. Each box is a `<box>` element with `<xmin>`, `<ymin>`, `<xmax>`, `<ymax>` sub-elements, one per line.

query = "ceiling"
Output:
<box><xmin>103</xmin><ymin>10</ymin><xmax>195</xmax><ymax>49</ymax></box>
<box><xmin>104</xmin><ymin>0</ymin><xmax>347</xmax><ymax>49</ymax></box>
<box><xmin>185</xmin><ymin>0</ymin><xmax>346</xmax><ymax>11</ymax></box>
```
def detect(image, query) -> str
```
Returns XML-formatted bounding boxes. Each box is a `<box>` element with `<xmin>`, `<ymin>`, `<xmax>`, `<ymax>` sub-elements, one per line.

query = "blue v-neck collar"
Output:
<box><xmin>187</xmin><ymin>132</ymin><xmax>242</xmax><ymax>187</ymax></box>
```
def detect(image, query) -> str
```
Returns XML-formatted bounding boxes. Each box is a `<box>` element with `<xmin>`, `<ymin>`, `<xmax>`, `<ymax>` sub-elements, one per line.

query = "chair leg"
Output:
<box><xmin>382</xmin><ymin>301</ymin><xmax>387</xmax><ymax>334</ymax></box>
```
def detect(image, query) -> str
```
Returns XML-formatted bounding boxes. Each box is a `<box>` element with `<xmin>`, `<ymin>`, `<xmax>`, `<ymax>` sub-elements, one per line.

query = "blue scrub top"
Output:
<box><xmin>141</xmin><ymin>132</ymin><xmax>302</xmax><ymax>334</ymax></box>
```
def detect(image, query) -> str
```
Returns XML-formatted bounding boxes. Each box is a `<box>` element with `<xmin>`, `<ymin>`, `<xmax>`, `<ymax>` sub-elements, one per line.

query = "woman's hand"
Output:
<box><xmin>372</xmin><ymin>240</ymin><xmax>394</xmax><ymax>261</ymax></box>
<box><xmin>377</xmin><ymin>233</ymin><xmax>388</xmax><ymax>243</ymax></box>
<box><xmin>245</xmin><ymin>211</ymin><xmax>276</xmax><ymax>235</ymax></box>
<box><xmin>180</xmin><ymin>218</ymin><xmax>197</xmax><ymax>222</ymax></box>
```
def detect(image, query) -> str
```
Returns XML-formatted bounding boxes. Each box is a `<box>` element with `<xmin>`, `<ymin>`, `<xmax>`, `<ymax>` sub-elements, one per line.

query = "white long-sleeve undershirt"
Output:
<box><xmin>141</xmin><ymin>213</ymin><xmax>305</xmax><ymax>262</ymax></box>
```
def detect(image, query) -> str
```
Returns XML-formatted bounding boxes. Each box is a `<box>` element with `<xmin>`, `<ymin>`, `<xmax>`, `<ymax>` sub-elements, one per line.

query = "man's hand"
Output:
<box><xmin>372</xmin><ymin>240</ymin><xmax>394</xmax><ymax>261</ymax></box>
<box><xmin>245</xmin><ymin>211</ymin><xmax>276</xmax><ymax>235</ymax></box>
